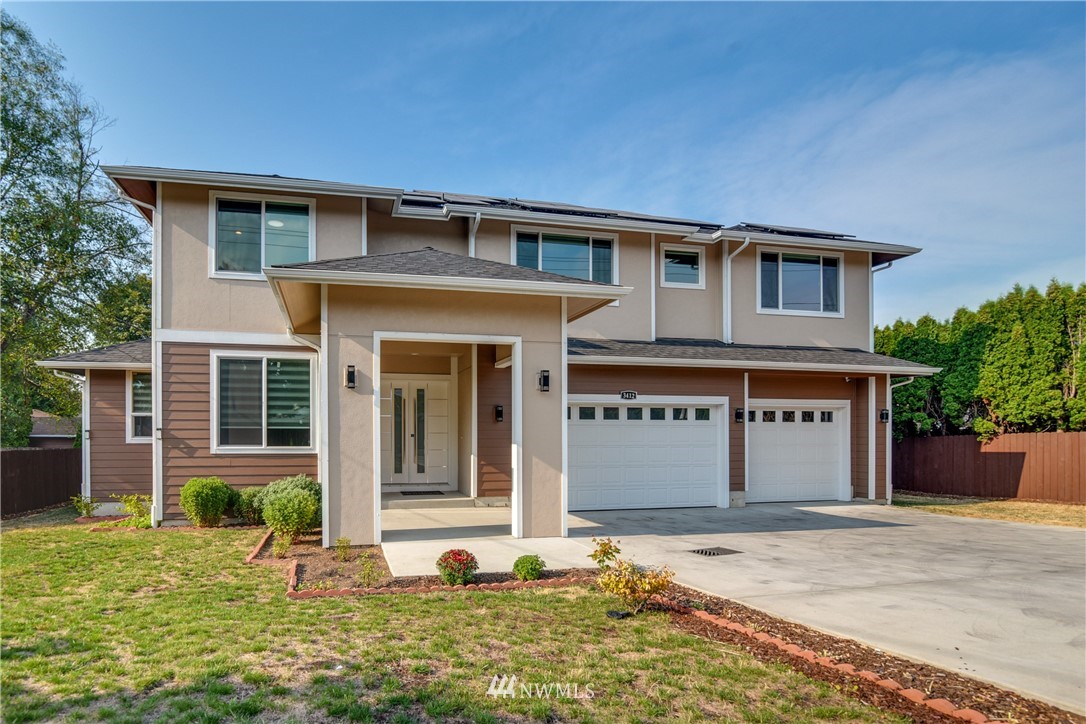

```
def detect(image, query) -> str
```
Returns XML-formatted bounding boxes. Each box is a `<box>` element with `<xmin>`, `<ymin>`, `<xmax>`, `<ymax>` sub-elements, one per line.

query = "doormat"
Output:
<box><xmin>401</xmin><ymin>491</ymin><xmax>445</xmax><ymax>496</ymax></box>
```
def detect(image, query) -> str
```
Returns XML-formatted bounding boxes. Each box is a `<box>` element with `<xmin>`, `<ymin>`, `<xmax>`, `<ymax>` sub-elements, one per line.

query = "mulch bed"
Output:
<box><xmin>247</xmin><ymin>532</ymin><xmax>596</xmax><ymax>595</ymax></box>
<box><xmin>663</xmin><ymin>584</ymin><xmax>1082</xmax><ymax>724</ymax></box>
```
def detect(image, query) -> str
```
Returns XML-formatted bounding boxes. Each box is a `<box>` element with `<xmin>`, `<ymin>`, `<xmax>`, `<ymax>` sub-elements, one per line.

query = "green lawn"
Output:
<box><xmin>1</xmin><ymin>508</ymin><xmax>900</xmax><ymax>723</ymax></box>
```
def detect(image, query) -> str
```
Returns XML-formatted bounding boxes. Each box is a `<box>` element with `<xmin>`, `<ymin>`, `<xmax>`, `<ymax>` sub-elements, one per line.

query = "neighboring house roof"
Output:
<box><xmin>567</xmin><ymin>338</ymin><xmax>939</xmax><ymax>375</ymax></box>
<box><xmin>272</xmin><ymin>247</ymin><xmax>614</xmax><ymax>287</ymax></box>
<box><xmin>30</xmin><ymin>410</ymin><xmax>78</xmax><ymax>438</ymax></box>
<box><xmin>37</xmin><ymin>339</ymin><xmax>152</xmax><ymax>371</ymax></box>
<box><xmin>102</xmin><ymin>165</ymin><xmax>921</xmax><ymax>263</ymax></box>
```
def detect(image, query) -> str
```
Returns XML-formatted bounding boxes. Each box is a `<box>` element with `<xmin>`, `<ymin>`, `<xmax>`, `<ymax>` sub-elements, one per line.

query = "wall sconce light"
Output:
<box><xmin>735</xmin><ymin>408</ymin><xmax>744</xmax><ymax>424</ymax></box>
<box><xmin>880</xmin><ymin>408</ymin><xmax>890</xmax><ymax>424</ymax></box>
<box><xmin>494</xmin><ymin>405</ymin><xmax>504</xmax><ymax>423</ymax></box>
<box><xmin>538</xmin><ymin>370</ymin><xmax>550</xmax><ymax>392</ymax></box>
<box><xmin>344</xmin><ymin>365</ymin><xmax>356</xmax><ymax>389</ymax></box>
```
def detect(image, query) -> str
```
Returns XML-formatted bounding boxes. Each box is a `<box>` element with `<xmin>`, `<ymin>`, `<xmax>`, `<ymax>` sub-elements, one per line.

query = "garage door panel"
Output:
<box><xmin>748</xmin><ymin>402</ymin><xmax>847</xmax><ymax>503</ymax></box>
<box><xmin>569</xmin><ymin>403</ymin><xmax>723</xmax><ymax>511</ymax></box>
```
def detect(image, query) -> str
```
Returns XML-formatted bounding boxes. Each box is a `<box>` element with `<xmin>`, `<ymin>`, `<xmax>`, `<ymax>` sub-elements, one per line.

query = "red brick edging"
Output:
<box><xmin>653</xmin><ymin>596</ymin><xmax>1006</xmax><ymax>724</ymax></box>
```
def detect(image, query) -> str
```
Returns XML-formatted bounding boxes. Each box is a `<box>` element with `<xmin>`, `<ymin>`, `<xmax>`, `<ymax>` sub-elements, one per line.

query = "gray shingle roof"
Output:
<box><xmin>40</xmin><ymin>339</ymin><xmax>151</xmax><ymax>366</ymax></box>
<box><xmin>567</xmin><ymin>337</ymin><xmax>937</xmax><ymax>372</ymax></box>
<box><xmin>272</xmin><ymin>247</ymin><xmax>613</xmax><ymax>287</ymax></box>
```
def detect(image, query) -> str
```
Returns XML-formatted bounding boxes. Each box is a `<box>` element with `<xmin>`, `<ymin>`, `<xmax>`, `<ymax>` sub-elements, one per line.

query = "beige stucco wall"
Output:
<box><xmin>654</xmin><ymin>235</ymin><xmax>723</xmax><ymax>340</ymax></box>
<box><xmin>366</xmin><ymin>201</ymin><xmax>468</xmax><ymax>256</ymax></box>
<box><xmin>475</xmin><ymin>219</ymin><xmax>652</xmax><ymax>340</ymax></box>
<box><xmin>160</xmin><ymin>182</ymin><xmax>363</xmax><ymax>333</ymax></box>
<box><xmin>730</xmin><ymin>244</ymin><xmax>872</xmax><ymax>349</ymax></box>
<box><xmin>325</xmin><ymin>286</ymin><xmax>565</xmax><ymax>544</ymax></box>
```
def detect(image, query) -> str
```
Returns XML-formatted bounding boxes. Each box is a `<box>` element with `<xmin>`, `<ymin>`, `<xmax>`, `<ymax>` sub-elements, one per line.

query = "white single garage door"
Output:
<box><xmin>569</xmin><ymin>401</ymin><xmax>724</xmax><ymax>511</ymax></box>
<box><xmin>748</xmin><ymin>402</ymin><xmax>849</xmax><ymax>503</ymax></box>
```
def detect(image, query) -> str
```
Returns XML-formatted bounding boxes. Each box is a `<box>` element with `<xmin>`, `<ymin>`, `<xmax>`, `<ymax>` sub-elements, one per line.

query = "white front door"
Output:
<box><xmin>568</xmin><ymin>402</ymin><xmax>723</xmax><ymax>511</ymax></box>
<box><xmin>380</xmin><ymin>379</ymin><xmax>450</xmax><ymax>485</ymax></box>
<box><xmin>748</xmin><ymin>402</ymin><xmax>849</xmax><ymax>502</ymax></box>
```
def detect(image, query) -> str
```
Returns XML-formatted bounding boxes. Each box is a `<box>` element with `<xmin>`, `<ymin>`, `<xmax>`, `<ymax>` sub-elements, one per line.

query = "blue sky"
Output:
<box><xmin>9</xmin><ymin>2</ymin><xmax>1085</xmax><ymax>325</ymax></box>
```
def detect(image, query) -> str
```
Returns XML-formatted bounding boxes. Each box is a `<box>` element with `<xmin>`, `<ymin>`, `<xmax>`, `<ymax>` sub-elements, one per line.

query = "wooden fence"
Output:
<box><xmin>1</xmin><ymin>448</ymin><xmax>81</xmax><ymax>517</ymax></box>
<box><xmin>893</xmin><ymin>432</ymin><xmax>1085</xmax><ymax>504</ymax></box>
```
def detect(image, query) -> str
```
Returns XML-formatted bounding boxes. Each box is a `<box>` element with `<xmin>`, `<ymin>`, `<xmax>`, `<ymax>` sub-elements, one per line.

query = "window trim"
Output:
<box><xmin>755</xmin><ymin>245</ymin><xmax>845</xmax><ymax>318</ymax></box>
<box><xmin>208</xmin><ymin>190</ymin><xmax>317</xmax><ymax>280</ymax></box>
<box><xmin>125</xmin><ymin>370</ymin><xmax>153</xmax><ymax>444</ymax></box>
<box><xmin>509</xmin><ymin>224</ymin><xmax>620</xmax><ymax>285</ymax></box>
<box><xmin>209</xmin><ymin>349</ymin><xmax>318</xmax><ymax>454</ymax></box>
<box><xmin>659</xmin><ymin>243</ymin><xmax>706</xmax><ymax>289</ymax></box>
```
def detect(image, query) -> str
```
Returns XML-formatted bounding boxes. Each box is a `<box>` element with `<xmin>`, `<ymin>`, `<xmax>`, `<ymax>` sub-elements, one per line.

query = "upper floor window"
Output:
<box><xmin>758</xmin><ymin>249</ymin><xmax>842</xmax><ymax>316</ymax></box>
<box><xmin>514</xmin><ymin>228</ymin><xmax>615</xmax><ymax>284</ymax></box>
<box><xmin>210</xmin><ymin>192</ymin><xmax>315</xmax><ymax>278</ymax></box>
<box><xmin>660</xmin><ymin>244</ymin><xmax>705</xmax><ymax>288</ymax></box>
<box><xmin>127</xmin><ymin>371</ymin><xmax>152</xmax><ymax>443</ymax></box>
<box><xmin>212</xmin><ymin>352</ymin><xmax>315</xmax><ymax>452</ymax></box>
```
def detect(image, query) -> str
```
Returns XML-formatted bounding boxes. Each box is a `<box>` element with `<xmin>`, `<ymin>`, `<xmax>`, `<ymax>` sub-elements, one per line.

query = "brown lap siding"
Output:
<box><xmin>88</xmin><ymin>369</ymin><xmax>153</xmax><ymax>498</ymax></box>
<box><xmin>567</xmin><ymin>365</ymin><xmax>745</xmax><ymax>491</ymax></box>
<box><xmin>476</xmin><ymin>345</ymin><xmax>512</xmax><ymax>497</ymax></box>
<box><xmin>161</xmin><ymin>343</ymin><xmax>317</xmax><ymax>519</ymax></box>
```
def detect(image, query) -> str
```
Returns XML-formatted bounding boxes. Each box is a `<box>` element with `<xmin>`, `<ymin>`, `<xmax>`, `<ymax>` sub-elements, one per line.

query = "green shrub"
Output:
<box><xmin>179</xmin><ymin>477</ymin><xmax>232</xmax><ymax>527</ymax></box>
<box><xmin>225</xmin><ymin>486</ymin><xmax>242</xmax><ymax>517</ymax></box>
<box><xmin>335</xmin><ymin>537</ymin><xmax>352</xmax><ymax>562</ymax></box>
<box><xmin>236</xmin><ymin>486</ymin><xmax>265</xmax><ymax>525</ymax></box>
<box><xmin>263</xmin><ymin>488</ymin><xmax>318</xmax><ymax>543</ymax></box>
<box><xmin>256</xmin><ymin>474</ymin><xmax>321</xmax><ymax>528</ymax></box>
<box><xmin>512</xmin><ymin>554</ymin><xmax>546</xmax><ymax>581</ymax></box>
<box><xmin>70</xmin><ymin>495</ymin><xmax>100</xmax><ymax>518</ymax></box>
<box><xmin>272</xmin><ymin>536</ymin><xmax>291</xmax><ymax>559</ymax></box>
<box><xmin>435</xmin><ymin>548</ymin><xmax>478</xmax><ymax>586</ymax></box>
<box><xmin>356</xmin><ymin>551</ymin><xmax>383</xmax><ymax>587</ymax></box>
<box><xmin>109</xmin><ymin>493</ymin><xmax>153</xmax><ymax>528</ymax></box>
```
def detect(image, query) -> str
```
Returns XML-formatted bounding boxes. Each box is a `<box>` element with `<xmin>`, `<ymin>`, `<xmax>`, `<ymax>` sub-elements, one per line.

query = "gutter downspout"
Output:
<box><xmin>468</xmin><ymin>212</ymin><xmax>481</xmax><ymax>257</ymax></box>
<box><xmin>725</xmin><ymin>237</ymin><xmax>750</xmax><ymax>343</ymax></box>
<box><xmin>886</xmin><ymin>375</ymin><xmax>916</xmax><ymax>505</ymax></box>
<box><xmin>118</xmin><ymin>190</ymin><xmax>162</xmax><ymax>524</ymax></box>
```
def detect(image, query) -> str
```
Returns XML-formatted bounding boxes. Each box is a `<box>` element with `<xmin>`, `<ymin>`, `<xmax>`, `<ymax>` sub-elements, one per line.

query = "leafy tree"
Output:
<box><xmin>1</xmin><ymin>11</ymin><xmax>150</xmax><ymax>446</ymax></box>
<box><xmin>880</xmin><ymin>280</ymin><xmax>1083</xmax><ymax>442</ymax></box>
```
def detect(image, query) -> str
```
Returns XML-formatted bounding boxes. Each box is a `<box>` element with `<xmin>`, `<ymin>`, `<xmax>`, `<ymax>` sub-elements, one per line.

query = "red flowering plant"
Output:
<box><xmin>435</xmin><ymin>548</ymin><xmax>479</xmax><ymax>585</ymax></box>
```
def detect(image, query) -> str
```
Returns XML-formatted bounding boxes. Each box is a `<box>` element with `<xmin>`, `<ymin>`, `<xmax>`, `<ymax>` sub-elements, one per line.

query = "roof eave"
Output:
<box><xmin>264</xmin><ymin>267</ymin><xmax>632</xmax><ymax>300</ymax></box>
<box><xmin>567</xmin><ymin>355</ymin><xmax>939</xmax><ymax>376</ymax></box>
<box><xmin>36</xmin><ymin>360</ymin><xmax>151</xmax><ymax>371</ymax></box>
<box><xmin>102</xmin><ymin>165</ymin><xmax>404</xmax><ymax>201</ymax></box>
<box><xmin>710</xmin><ymin>229</ymin><xmax>921</xmax><ymax>260</ymax></box>
<box><xmin>439</xmin><ymin>204</ymin><xmax>711</xmax><ymax>239</ymax></box>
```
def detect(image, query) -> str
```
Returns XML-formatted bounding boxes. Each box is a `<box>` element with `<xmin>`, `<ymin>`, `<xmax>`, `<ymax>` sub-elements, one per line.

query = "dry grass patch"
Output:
<box><xmin>893</xmin><ymin>493</ymin><xmax>1086</xmax><ymax>528</ymax></box>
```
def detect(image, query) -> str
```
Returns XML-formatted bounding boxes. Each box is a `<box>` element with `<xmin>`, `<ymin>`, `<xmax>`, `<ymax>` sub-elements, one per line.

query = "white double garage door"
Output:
<box><xmin>569</xmin><ymin>397</ymin><xmax>850</xmax><ymax>511</ymax></box>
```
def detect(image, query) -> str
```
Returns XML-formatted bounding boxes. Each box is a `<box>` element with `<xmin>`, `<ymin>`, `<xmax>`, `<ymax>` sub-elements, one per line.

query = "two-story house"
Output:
<box><xmin>40</xmin><ymin>166</ymin><xmax>935</xmax><ymax>546</ymax></box>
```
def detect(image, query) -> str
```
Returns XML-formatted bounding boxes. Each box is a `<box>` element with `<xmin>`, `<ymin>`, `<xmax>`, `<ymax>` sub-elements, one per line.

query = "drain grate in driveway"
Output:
<box><xmin>689</xmin><ymin>547</ymin><xmax>741</xmax><ymax>557</ymax></box>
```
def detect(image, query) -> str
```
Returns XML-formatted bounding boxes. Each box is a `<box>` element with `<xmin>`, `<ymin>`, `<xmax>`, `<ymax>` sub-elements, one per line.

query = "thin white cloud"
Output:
<box><xmin>548</xmin><ymin>43</ymin><xmax>1085</xmax><ymax>324</ymax></box>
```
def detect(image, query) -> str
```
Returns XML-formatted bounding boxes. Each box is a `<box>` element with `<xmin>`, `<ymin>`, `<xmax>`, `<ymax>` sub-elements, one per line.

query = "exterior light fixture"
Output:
<box><xmin>494</xmin><ymin>405</ymin><xmax>504</xmax><ymax>423</ymax></box>
<box><xmin>538</xmin><ymin>370</ymin><xmax>550</xmax><ymax>392</ymax></box>
<box><xmin>344</xmin><ymin>365</ymin><xmax>356</xmax><ymax>389</ymax></box>
<box><xmin>880</xmin><ymin>408</ymin><xmax>890</xmax><ymax>424</ymax></box>
<box><xmin>735</xmin><ymin>408</ymin><xmax>744</xmax><ymax>423</ymax></box>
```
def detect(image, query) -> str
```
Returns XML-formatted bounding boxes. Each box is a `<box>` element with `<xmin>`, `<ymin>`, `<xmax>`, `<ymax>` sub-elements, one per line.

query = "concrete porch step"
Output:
<box><xmin>381</xmin><ymin>492</ymin><xmax>475</xmax><ymax>510</ymax></box>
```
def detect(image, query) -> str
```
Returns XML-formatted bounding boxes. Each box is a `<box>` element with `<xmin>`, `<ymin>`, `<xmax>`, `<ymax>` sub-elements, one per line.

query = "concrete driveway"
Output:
<box><xmin>568</xmin><ymin>503</ymin><xmax>1086</xmax><ymax>714</ymax></box>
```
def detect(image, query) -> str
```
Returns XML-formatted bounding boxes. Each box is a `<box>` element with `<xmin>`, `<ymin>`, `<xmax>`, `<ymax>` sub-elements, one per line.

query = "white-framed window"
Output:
<box><xmin>208</xmin><ymin>191</ymin><xmax>316</xmax><ymax>279</ymax></box>
<box><xmin>757</xmin><ymin>247</ymin><xmax>843</xmax><ymax>317</ymax></box>
<box><xmin>126</xmin><ymin>371</ymin><xmax>153</xmax><ymax>443</ymax></box>
<box><xmin>660</xmin><ymin>243</ymin><xmax>705</xmax><ymax>289</ymax></box>
<box><xmin>511</xmin><ymin>225</ymin><xmax>618</xmax><ymax>284</ymax></box>
<box><xmin>210</xmin><ymin>350</ymin><xmax>316</xmax><ymax>453</ymax></box>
